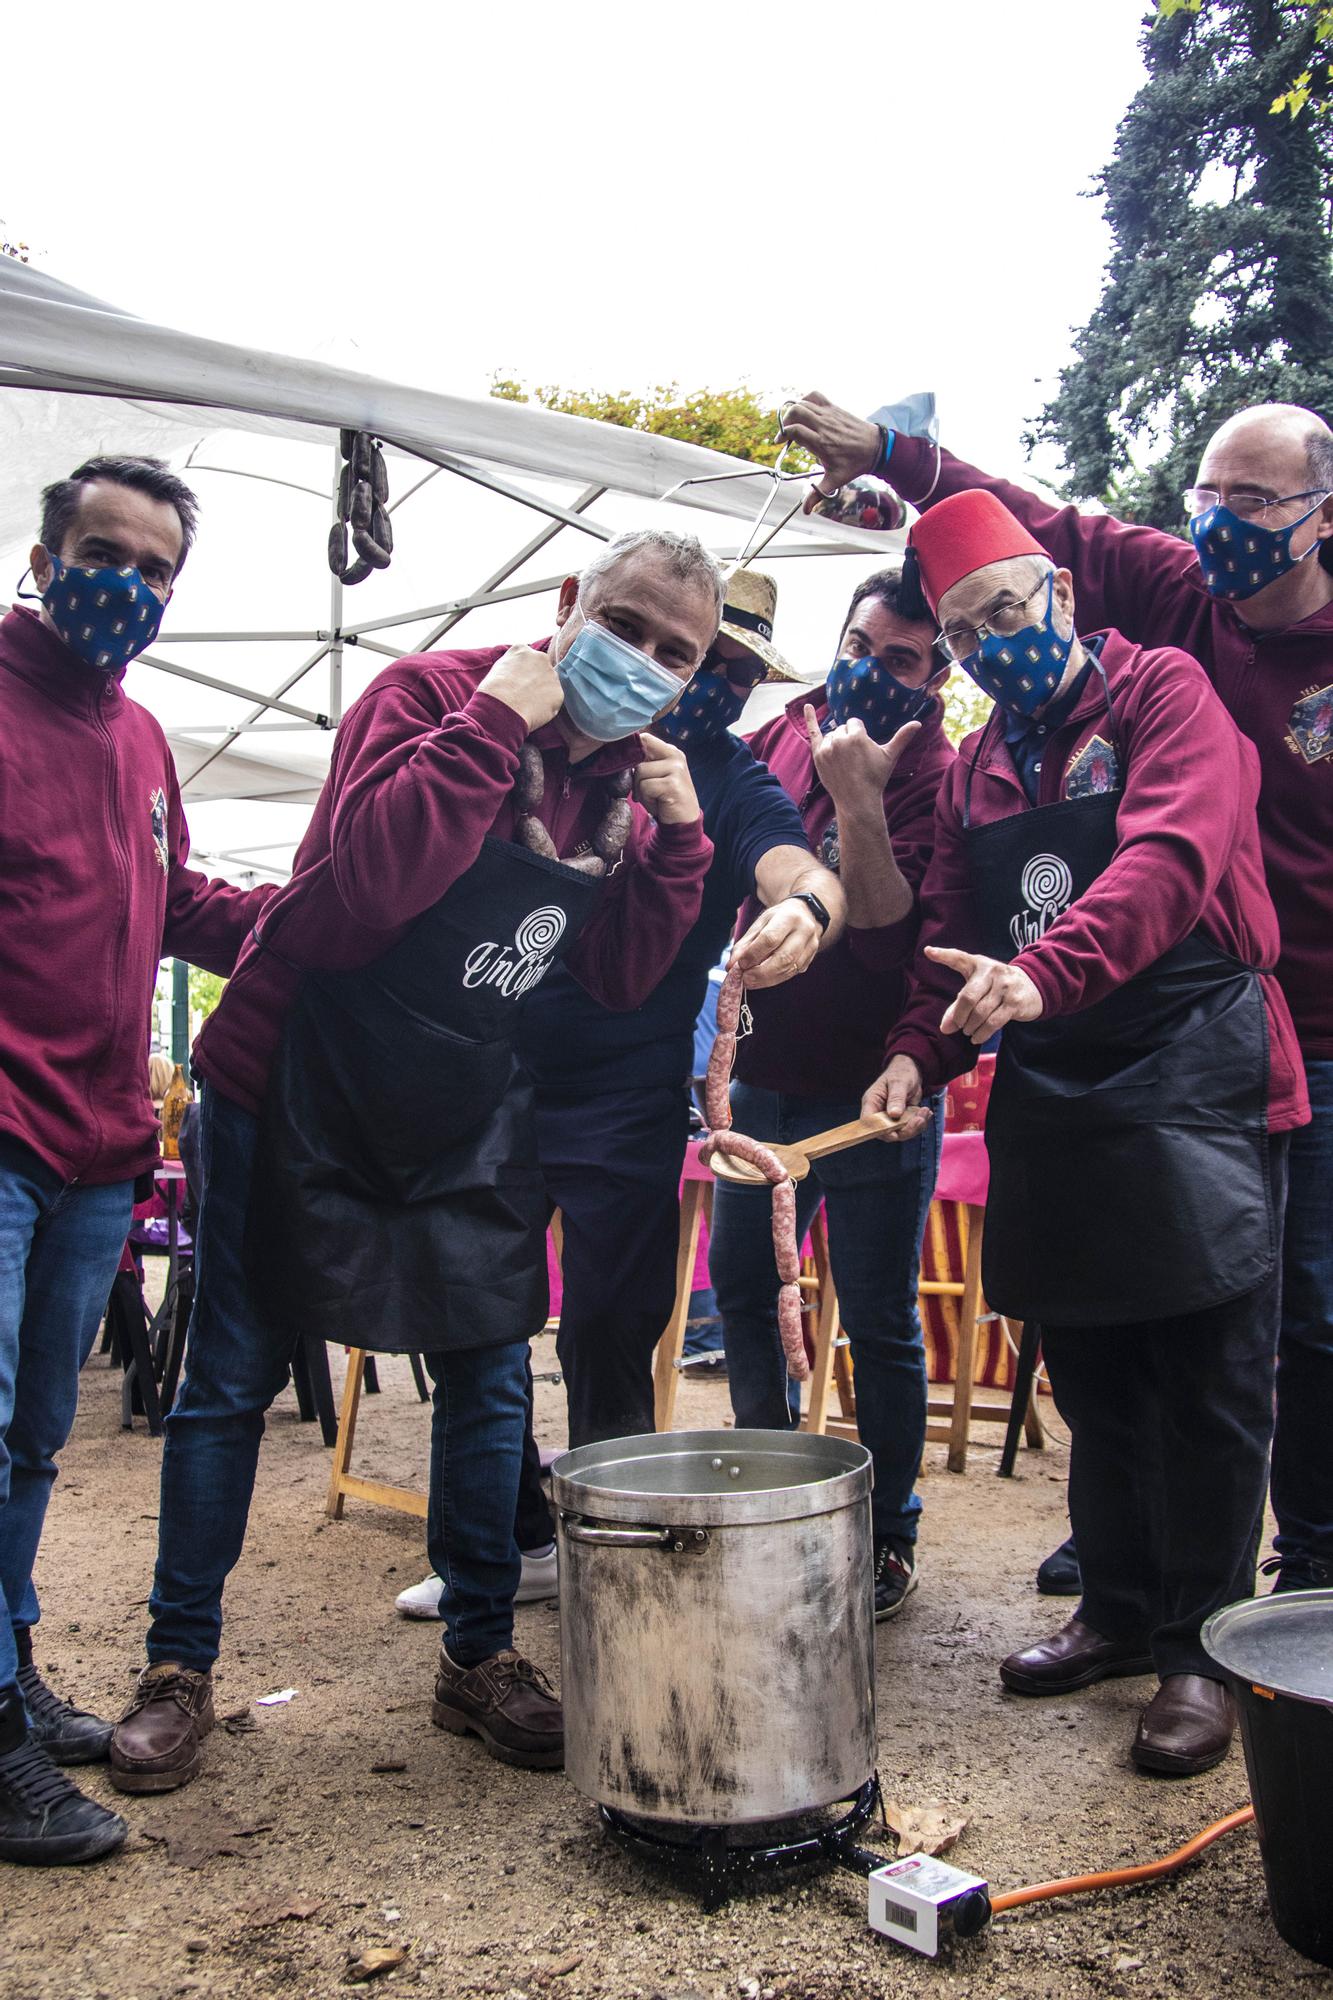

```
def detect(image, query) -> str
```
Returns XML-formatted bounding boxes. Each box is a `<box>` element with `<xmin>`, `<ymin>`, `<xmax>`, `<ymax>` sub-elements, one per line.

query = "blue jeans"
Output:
<box><xmin>1272</xmin><ymin>1061</ymin><xmax>1333</xmax><ymax>1569</ymax></box>
<box><xmin>709</xmin><ymin>1083</ymin><xmax>942</xmax><ymax>1548</ymax></box>
<box><xmin>0</xmin><ymin>1136</ymin><xmax>132</xmax><ymax>1693</ymax></box>
<box><xmin>149</xmin><ymin>1086</ymin><xmax>534</xmax><ymax>1670</ymax></box>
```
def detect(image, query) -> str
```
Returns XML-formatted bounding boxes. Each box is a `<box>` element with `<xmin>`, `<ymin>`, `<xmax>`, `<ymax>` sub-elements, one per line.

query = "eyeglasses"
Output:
<box><xmin>933</xmin><ymin>575</ymin><xmax>1051</xmax><ymax>663</ymax></box>
<box><xmin>705</xmin><ymin>644</ymin><xmax>768</xmax><ymax>690</ymax></box>
<box><xmin>1184</xmin><ymin>486</ymin><xmax>1332</xmax><ymax>525</ymax></box>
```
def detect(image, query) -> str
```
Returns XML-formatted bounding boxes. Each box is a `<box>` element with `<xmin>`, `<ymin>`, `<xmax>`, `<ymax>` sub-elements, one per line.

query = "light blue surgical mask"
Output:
<box><xmin>556</xmin><ymin>602</ymin><xmax>691</xmax><ymax>743</ymax></box>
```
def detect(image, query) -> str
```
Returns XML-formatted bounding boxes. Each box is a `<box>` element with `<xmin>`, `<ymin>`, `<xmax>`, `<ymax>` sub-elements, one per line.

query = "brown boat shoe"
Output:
<box><xmin>431</xmin><ymin>1646</ymin><xmax>563</xmax><ymax>1769</ymax></box>
<box><xmin>1131</xmin><ymin>1674</ymin><xmax>1236</xmax><ymax>1777</ymax></box>
<box><xmin>109</xmin><ymin>1664</ymin><xmax>215</xmax><ymax>1794</ymax></box>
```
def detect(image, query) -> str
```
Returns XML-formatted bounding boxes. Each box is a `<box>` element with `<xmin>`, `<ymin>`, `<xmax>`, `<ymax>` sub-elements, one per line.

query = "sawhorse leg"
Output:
<box><xmin>652</xmin><ymin>1180</ymin><xmax>710</xmax><ymax>1434</ymax></box>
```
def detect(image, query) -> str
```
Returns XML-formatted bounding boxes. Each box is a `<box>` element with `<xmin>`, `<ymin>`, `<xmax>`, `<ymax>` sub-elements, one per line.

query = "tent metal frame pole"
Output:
<box><xmin>400</xmin><ymin>444</ymin><xmax>617</xmax><ymax>543</ymax></box>
<box><xmin>340</xmin><ymin>570</ymin><xmax>568</xmax><ymax>638</ymax></box>
<box><xmin>136</xmin><ymin>649</ymin><xmax>330</xmax><ymax>724</ymax></box>
<box><xmin>176</xmin><ymin>638</ymin><xmax>335</xmax><ymax>788</ymax></box>
<box><xmin>413</xmin><ymin>484</ymin><xmax>606</xmax><ymax>651</ymax></box>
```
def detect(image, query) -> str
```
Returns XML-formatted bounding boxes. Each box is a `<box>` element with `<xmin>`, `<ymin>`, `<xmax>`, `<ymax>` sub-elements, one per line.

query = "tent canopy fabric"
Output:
<box><xmin>0</xmin><ymin>259</ymin><xmax>902</xmax><ymax>881</ymax></box>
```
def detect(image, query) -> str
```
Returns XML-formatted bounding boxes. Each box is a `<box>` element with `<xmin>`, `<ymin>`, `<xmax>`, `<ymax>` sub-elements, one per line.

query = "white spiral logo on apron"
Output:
<box><xmin>1020</xmin><ymin>854</ymin><xmax>1073</xmax><ymax>914</ymax></box>
<box><xmin>513</xmin><ymin>906</ymin><xmax>568</xmax><ymax>958</ymax></box>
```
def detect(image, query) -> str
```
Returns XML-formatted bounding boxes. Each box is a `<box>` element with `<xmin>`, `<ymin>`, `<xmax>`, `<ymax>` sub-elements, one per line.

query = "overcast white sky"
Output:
<box><xmin>2</xmin><ymin>0</ymin><xmax>1154</xmax><ymax>875</ymax></box>
<box><xmin>5</xmin><ymin>0</ymin><xmax>1150</xmax><ymax>470</ymax></box>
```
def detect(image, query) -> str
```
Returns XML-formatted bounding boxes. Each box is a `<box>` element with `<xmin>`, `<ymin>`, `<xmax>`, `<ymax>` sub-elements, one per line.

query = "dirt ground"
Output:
<box><xmin>3</xmin><ymin>1328</ymin><xmax>1329</xmax><ymax>2000</ymax></box>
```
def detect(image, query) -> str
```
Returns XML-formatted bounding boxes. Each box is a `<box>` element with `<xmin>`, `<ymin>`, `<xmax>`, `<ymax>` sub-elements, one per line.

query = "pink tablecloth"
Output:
<box><xmin>935</xmin><ymin>1130</ymin><xmax>990</xmax><ymax>1207</ymax></box>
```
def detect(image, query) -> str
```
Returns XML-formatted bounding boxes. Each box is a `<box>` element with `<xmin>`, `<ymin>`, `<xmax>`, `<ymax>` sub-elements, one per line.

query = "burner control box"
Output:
<box><xmin>867</xmin><ymin>1855</ymin><xmax>992</xmax><ymax>1956</ymax></box>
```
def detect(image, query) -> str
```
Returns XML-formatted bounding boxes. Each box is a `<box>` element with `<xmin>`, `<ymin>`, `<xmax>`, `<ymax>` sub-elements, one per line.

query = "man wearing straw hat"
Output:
<box><xmin>393</xmin><ymin>569</ymin><xmax>844</xmax><ymax>1617</ymax></box>
<box><xmin>706</xmin><ymin>562</ymin><xmax>955</xmax><ymax>1621</ymax></box>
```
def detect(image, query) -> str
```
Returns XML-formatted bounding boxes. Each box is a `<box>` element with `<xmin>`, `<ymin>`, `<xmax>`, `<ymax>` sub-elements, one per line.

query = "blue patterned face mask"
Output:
<box><xmin>656</xmin><ymin>669</ymin><xmax>746</xmax><ymax>747</ymax></box>
<box><xmin>38</xmin><ymin>557</ymin><xmax>165</xmax><ymax>671</ymax></box>
<box><xmin>556</xmin><ymin>602</ymin><xmax>691</xmax><ymax>742</ymax></box>
<box><xmin>1189</xmin><ymin>498</ymin><xmax>1328</xmax><ymax>602</ymax></box>
<box><xmin>823</xmin><ymin>655</ymin><xmax>931</xmax><ymax>741</ymax></box>
<box><xmin>961</xmin><ymin>575</ymin><xmax>1074</xmax><ymax>718</ymax></box>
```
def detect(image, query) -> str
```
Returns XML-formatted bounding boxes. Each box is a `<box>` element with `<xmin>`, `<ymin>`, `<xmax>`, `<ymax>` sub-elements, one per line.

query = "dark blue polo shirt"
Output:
<box><xmin>518</xmin><ymin>731</ymin><xmax>809</xmax><ymax>1094</ymax></box>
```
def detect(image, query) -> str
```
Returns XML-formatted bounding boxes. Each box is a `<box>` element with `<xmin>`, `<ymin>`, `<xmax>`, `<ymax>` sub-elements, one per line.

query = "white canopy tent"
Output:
<box><xmin>0</xmin><ymin>259</ymin><xmax>902</xmax><ymax>883</ymax></box>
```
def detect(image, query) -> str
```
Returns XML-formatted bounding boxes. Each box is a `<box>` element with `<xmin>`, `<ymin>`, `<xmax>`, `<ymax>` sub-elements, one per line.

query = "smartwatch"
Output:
<box><xmin>791</xmin><ymin>890</ymin><xmax>832</xmax><ymax>934</ymax></box>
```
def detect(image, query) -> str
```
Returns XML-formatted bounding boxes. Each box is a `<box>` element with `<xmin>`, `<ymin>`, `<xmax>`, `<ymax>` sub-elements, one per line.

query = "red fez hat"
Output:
<box><xmin>907</xmin><ymin>490</ymin><xmax>1048</xmax><ymax>615</ymax></box>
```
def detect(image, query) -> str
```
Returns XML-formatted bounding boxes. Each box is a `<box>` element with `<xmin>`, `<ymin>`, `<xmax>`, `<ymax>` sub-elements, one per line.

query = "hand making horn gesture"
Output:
<box><xmin>928</xmin><ymin>946</ymin><xmax>1044</xmax><ymax>1045</ymax></box>
<box><xmin>803</xmin><ymin>704</ymin><xmax>919</xmax><ymax>808</ymax></box>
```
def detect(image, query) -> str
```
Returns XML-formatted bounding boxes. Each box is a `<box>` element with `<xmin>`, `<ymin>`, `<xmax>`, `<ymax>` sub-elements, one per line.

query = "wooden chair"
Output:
<box><xmin>800</xmin><ymin>1196</ymin><xmax>1045</xmax><ymax>1472</ymax></box>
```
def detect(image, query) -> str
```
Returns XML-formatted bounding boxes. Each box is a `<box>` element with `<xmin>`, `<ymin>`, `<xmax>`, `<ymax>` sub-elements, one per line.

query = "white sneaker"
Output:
<box><xmin>395</xmin><ymin>1573</ymin><xmax>444</xmax><ymax>1619</ymax></box>
<box><xmin>394</xmin><ymin>1545</ymin><xmax>558</xmax><ymax>1619</ymax></box>
<box><xmin>516</xmin><ymin>1543</ymin><xmax>559</xmax><ymax>1603</ymax></box>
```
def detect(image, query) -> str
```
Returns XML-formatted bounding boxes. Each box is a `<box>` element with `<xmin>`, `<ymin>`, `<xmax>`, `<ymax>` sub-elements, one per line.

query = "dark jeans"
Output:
<box><xmin>1043</xmin><ymin>1137</ymin><xmax>1289</xmax><ymax>1680</ymax></box>
<box><xmin>0</xmin><ymin>1137</ymin><xmax>132</xmax><ymax>1693</ymax></box>
<box><xmin>1271</xmin><ymin>1062</ymin><xmax>1333</xmax><ymax>1569</ymax></box>
<box><xmin>149</xmin><ymin>1087</ymin><xmax>535</xmax><ymax>1671</ymax></box>
<box><xmin>709</xmin><ymin>1082</ymin><xmax>942</xmax><ymax>1549</ymax></box>
<box><xmin>535</xmin><ymin>1085</ymin><xmax>691</xmax><ymax>1447</ymax></box>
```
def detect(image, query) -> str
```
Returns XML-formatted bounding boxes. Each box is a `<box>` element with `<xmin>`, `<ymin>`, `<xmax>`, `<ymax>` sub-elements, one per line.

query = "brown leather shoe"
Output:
<box><xmin>108</xmin><ymin>1664</ymin><xmax>215</xmax><ymax>1794</ymax></box>
<box><xmin>1000</xmin><ymin>1616</ymin><xmax>1155</xmax><ymax>1695</ymax></box>
<box><xmin>431</xmin><ymin>1647</ymin><xmax>563</xmax><ymax>1770</ymax></box>
<box><xmin>1131</xmin><ymin>1674</ymin><xmax>1236</xmax><ymax>1776</ymax></box>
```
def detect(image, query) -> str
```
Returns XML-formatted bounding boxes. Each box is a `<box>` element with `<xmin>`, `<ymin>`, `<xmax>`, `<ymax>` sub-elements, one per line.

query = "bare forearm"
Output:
<box><xmin>752</xmin><ymin>845</ymin><xmax>846</xmax><ymax>946</ymax></box>
<box><xmin>837</xmin><ymin>803</ymin><xmax>913</xmax><ymax>927</ymax></box>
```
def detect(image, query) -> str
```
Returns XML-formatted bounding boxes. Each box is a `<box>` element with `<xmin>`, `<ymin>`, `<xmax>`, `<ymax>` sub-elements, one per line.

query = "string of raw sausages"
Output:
<box><xmin>700</xmin><ymin>962</ymin><xmax>809</xmax><ymax>1381</ymax></box>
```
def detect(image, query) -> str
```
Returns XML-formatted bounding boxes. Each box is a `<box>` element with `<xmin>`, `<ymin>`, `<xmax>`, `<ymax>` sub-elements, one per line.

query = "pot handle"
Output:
<box><xmin>562</xmin><ymin>1517</ymin><xmax>709</xmax><ymax>1554</ymax></box>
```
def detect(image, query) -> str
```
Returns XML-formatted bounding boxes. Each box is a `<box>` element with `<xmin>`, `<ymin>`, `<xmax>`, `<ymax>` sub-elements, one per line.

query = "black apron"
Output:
<box><xmin>964</xmin><ymin>666</ymin><xmax>1275</xmax><ymax>1327</ymax></box>
<box><xmin>245</xmin><ymin>837</ymin><xmax>601</xmax><ymax>1353</ymax></box>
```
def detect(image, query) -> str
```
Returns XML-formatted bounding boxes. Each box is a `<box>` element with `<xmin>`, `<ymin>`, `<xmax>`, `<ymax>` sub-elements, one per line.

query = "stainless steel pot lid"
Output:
<box><xmin>1202</xmin><ymin>1589</ymin><xmax>1333</xmax><ymax>1707</ymax></box>
<box><xmin>552</xmin><ymin>1428</ymin><xmax>872</xmax><ymax>1529</ymax></box>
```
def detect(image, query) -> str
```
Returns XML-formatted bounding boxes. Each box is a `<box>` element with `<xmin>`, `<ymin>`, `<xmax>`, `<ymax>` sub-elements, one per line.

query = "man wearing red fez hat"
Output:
<box><xmin>787</xmin><ymin>390</ymin><xmax>1333</xmax><ymax>1614</ymax></box>
<box><xmin>861</xmin><ymin>487</ymin><xmax>1308</xmax><ymax>1776</ymax></box>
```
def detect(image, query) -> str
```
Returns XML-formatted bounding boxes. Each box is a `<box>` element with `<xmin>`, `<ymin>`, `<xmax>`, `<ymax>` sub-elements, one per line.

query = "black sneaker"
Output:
<box><xmin>15</xmin><ymin>1631</ymin><xmax>112</xmax><ymax>1765</ymax></box>
<box><xmin>1036</xmin><ymin>1534</ymin><xmax>1083</xmax><ymax>1597</ymax></box>
<box><xmin>0</xmin><ymin>1690</ymin><xmax>126</xmax><ymax>1866</ymax></box>
<box><xmin>874</xmin><ymin>1540</ymin><xmax>918</xmax><ymax>1620</ymax></box>
<box><xmin>1260</xmin><ymin>1553</ymin><xmax>1333</xmax><ymax>1594</ymax></box>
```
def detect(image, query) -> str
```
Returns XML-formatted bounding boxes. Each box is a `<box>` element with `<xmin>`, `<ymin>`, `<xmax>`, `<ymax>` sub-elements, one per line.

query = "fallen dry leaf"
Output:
<box><xmin>240</xmin><ymin>1894</ymin><xmax>325</xmax><ymax>1926</ymax></box>
<box><xmin>140</xmin><ymin>1812</ymin><xmax>274</xmax><ymax>1868</ymax></box>
<box><xmin>222</xmin><ymin>1707</ymin><xmax>258</xmax><ymax>1736</ymax></box>
<box><xmin>883</xmin><ymin>1799</ymin><xmax>968</xmax><ymax>1858</ymax></box>
<box><xmin>539</xmin><ymin>1953</ymin><xmax>583</xmax><ymax>1978</ymax></box>
<box><xmin>346</xmin><ymin>1946</ymin><xmax>408</xmax><ymax>1982</ymax></box>
<box><xmin>369</xmin><ymin>1761</ymin><xmax>407</xmax><ymax>1774</ymax></box>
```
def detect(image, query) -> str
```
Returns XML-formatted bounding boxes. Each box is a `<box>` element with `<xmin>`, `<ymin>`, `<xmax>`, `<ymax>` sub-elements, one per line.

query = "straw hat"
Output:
<box><xmin>718</xmin><ymin>569</ymin><xmax>805</xmax><ymax>682</ymax></box>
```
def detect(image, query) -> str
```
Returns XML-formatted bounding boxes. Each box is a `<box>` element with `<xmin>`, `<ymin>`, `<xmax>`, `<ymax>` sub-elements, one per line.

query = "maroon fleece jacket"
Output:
<box><xmin>0</xmin><ymin>607</ymin><xmax>276</xmax><ymax>1185</ymax></box>
<box><xmin>730</xmin><ymin>689</ymin><xmax>955</xmax><ymax>1098</ymax></box>
<box><xmin>195</xmin><ymin>645</ymin><xmax>714</xmax><ymax>1114</ymax></box>
<box><xmin>889</xmin><ymin>631</ymin><xmax>1308</xmax><ymax>1133</ymax></box>
<box><xmin>883</xmin><ymin>432</ymin><xmax>1333</xmax><ymax>1057</ymax></box>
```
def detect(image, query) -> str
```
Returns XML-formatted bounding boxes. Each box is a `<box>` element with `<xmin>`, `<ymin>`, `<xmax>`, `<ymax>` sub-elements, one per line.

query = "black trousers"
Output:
<box><xmin>1042</xmin><ymin>1136</ymin><xmax>1289</xmax><ymax>1680</ymax></box>
<box><xmin>535</xmin><ymin>1084</ymin><xmax>691</xmax><ymax>1447</ymax></box>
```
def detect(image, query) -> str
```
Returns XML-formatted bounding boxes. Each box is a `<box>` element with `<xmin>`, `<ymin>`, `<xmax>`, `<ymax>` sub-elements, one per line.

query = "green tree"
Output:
<box><xmin>1159</xmin><ymin>0</ymin><xmax>1333</xmax><ymax>115</ymax></box>
<box><xmin>1031</xmin><ymin>0</ymin><xmax>1333</xmax><ymax>525</ymax></box>
<box><xmin>491</xmin><ymin>376</ymin><xmax>810</xmax><ymax>471</ymax></box>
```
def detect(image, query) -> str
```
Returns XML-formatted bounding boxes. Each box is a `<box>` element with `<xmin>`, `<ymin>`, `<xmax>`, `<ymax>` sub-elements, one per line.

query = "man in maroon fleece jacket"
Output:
<box><xmin>708</xmin><ymin>564</ymin><xmax>955</xmax><ymax>1620</ymax></box>
<box><xmin>0</xmin><ymin>457</ymin><xmax>274</xmax><ymax>1867</ymax></box>
<box><xmin>111</xmin><ymin>529</ymin><xmax>720</xmax><ymax>1795</ymax></box>
<box><xmin>858</xmin><ymin>490</ymin><xmax>1307</xmax><ymax>1778</ymax></box>
<box><xmin>789</xmin><ymin>390</ymin><xmax>1333</xmax><ymax>1600</ymax></box>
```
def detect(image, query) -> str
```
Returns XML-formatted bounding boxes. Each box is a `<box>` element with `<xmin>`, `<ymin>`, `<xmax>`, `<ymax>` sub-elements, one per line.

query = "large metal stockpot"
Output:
<box><xmin>553</xmin><ymin>1429</ymin><xmax>875</xmax><ymax>1827</ymax></box>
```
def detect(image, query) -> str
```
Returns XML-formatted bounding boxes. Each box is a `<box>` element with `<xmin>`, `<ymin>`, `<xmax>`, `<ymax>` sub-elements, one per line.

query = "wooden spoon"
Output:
<box><xmin>706</xmin><ymin>1111</ymin><xmax>902</xmax><ymax>1186</ymax></box>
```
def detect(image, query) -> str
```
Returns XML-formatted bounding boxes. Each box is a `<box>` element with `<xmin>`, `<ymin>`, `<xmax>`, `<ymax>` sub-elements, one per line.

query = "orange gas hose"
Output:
<box><xmin>990</xmin><ymin>1806</ymin><xmax>1255</xmax><ymax>1912</ymax></box>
